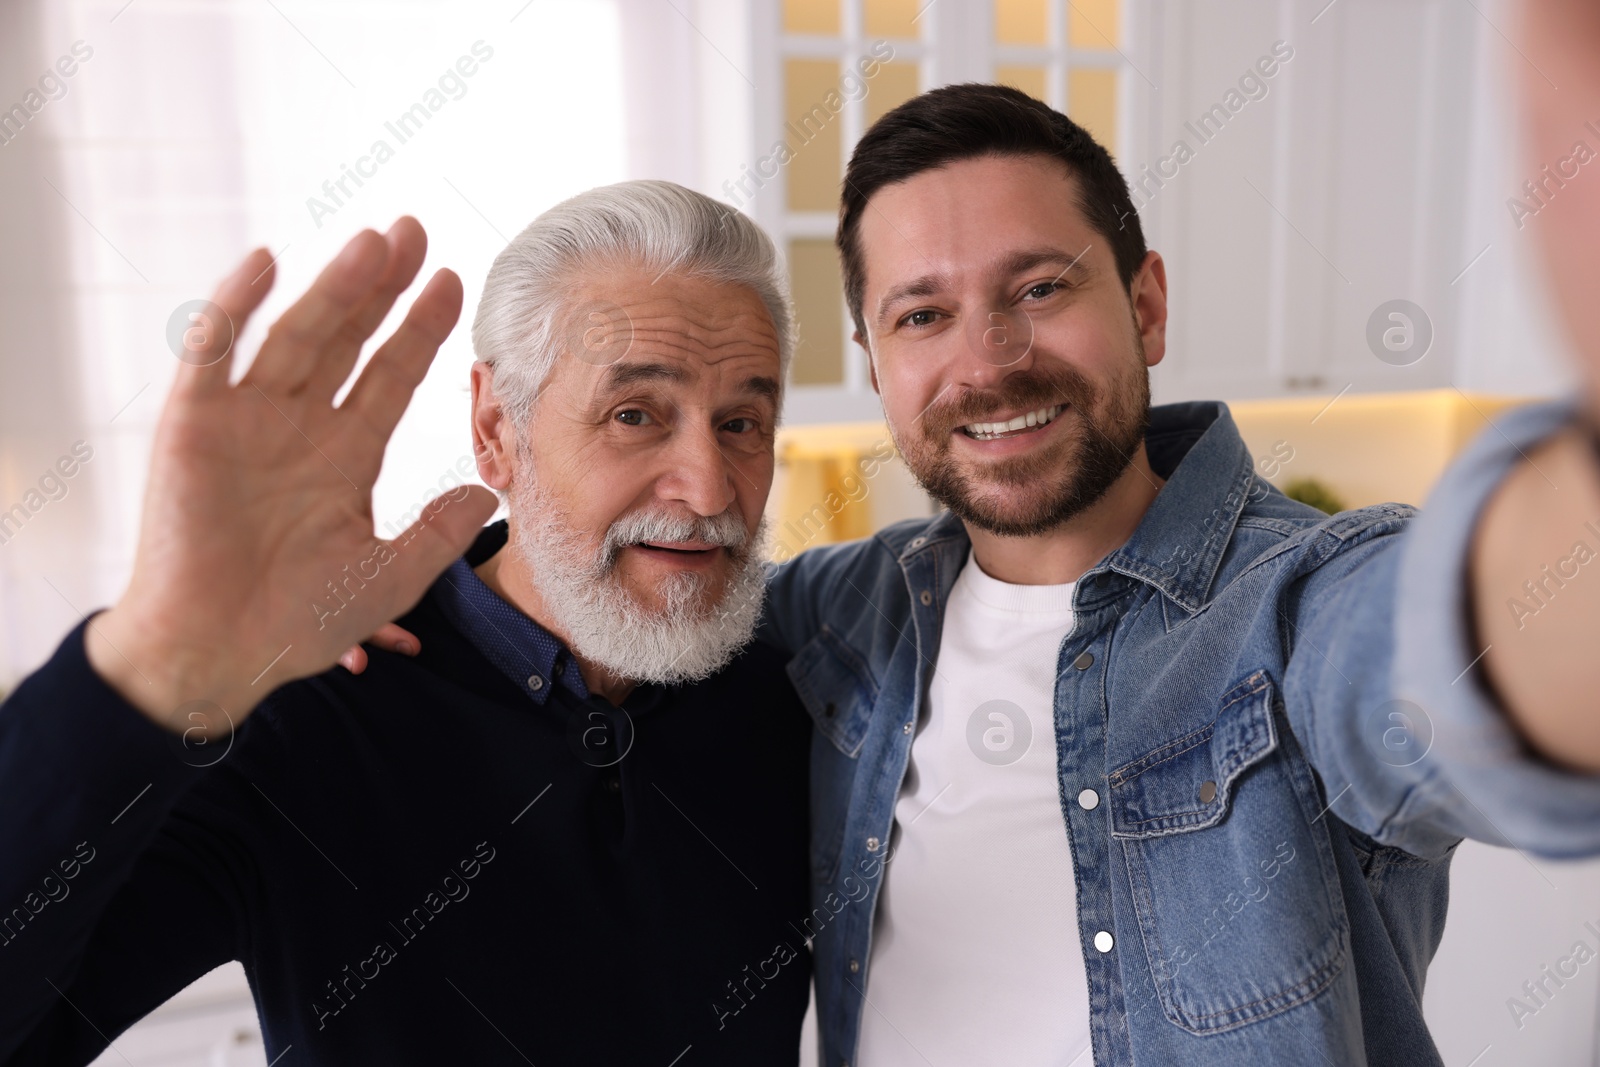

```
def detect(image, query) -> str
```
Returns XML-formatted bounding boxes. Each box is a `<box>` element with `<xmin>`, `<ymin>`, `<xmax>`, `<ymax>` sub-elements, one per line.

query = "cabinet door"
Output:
<box><xmin>1145</xmin><ymin>0</ymin><xmax>1476</xmax><ymax>403</ymax></box>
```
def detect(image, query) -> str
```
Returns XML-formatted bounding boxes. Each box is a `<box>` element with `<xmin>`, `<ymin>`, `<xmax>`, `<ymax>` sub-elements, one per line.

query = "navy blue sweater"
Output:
<box><xmin>0</xmin><ymin>529</ymin><xmax>812</xmax><ymax>1064</ymax></box>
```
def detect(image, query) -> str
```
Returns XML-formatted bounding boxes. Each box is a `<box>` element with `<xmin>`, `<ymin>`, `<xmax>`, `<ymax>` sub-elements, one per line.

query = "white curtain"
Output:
<box><xmin>0</xmin><ymin>0</ymin><xmax>627</xmax><ymax>693</ymax></box>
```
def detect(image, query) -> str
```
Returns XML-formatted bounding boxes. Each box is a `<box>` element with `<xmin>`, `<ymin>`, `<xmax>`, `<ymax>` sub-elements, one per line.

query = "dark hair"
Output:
<box><xmin>836</xmin><ymin>82</ymin><xmax>1147</xmax><ymax>338</ymax></box>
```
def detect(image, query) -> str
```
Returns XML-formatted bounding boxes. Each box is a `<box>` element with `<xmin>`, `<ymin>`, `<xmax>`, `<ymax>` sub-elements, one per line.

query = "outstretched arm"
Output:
<box><xmin>1468</xmin><ymin>0</ymin><xmax>1600</xmax><ymax>771</ymax></box>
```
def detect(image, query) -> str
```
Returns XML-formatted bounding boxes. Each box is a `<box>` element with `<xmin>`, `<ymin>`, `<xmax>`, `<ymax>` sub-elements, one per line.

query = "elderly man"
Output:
<box><xmin>0</xmin><ymin>183</ymin><xmax>811</xmax><ymax>1064</ymax></box>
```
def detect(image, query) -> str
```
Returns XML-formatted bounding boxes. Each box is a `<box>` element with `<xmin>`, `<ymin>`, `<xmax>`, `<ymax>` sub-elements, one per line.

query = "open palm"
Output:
<box><xmin>87</xmin><ymin>219</ymin><xmax>496</xmax><ymax>732</ymax></box>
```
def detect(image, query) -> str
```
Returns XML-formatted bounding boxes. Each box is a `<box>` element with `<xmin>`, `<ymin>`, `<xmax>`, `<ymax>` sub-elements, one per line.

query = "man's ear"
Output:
<box><xmin>854</xmin><ymin>330</ymin><xmax>880</xmax><ymax>395</ymax></box>
<box><xmin>1128</xmin><ymin>250</ymin><xmax>1169</xmax><ymax>369</ymax></box>
<box><xmin>470</xmin><ymin>362</ymin><xmax>517</xmax><ymax>491</ymax></box>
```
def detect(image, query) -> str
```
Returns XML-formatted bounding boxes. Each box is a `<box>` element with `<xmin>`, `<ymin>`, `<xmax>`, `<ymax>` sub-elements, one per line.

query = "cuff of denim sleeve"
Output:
<box><xmin>1394</xmin><ymin>398</ymin><xmax>1600</xmax><ymax>859</ymax></box>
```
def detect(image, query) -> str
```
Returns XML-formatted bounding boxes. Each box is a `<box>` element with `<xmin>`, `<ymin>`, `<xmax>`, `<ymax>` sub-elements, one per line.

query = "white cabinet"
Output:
<box><xmin>1141</xmin><ymin>0</ymin><xmax>1482</xmax><ymax>404</ymax></box>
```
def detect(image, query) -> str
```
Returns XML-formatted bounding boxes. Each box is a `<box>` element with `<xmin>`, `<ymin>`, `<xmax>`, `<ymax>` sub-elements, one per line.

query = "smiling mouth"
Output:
<box><xmin>959</xmin><ymin>404</ymin><xmax>1066</xmax><ymax>441</ymax></box>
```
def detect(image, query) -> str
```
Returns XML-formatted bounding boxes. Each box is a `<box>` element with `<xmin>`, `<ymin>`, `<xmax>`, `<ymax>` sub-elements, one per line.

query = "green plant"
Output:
<box><xmin>1283</xmin><ymin>477</ymin><xmax>1346</xmax><ymax>515</ymax></box>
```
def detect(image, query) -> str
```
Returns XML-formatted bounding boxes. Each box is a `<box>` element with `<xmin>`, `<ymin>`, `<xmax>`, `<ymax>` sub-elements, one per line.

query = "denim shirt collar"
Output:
<box><xmin>877</xmin><ymin>400</ymin><xmax>1252</xmax><ymax>618</ymax></box>
<box><xmin>1104</xmin><ymin>400</ymin><xmax>1256</xmax><ymax>615</ymax></box>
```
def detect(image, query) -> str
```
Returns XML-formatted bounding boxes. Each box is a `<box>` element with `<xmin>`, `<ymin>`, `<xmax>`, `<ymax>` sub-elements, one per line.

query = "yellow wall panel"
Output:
<box><xmin>996</xmin><ymin>64</ymin><xmax>1048</xmax><ymax>103</ymax></box>
<box><xmin>996</xmin><ymin>0</ymin><xmax>1048</xmax><ymax>45</ymax></box>
<box><xmin>784</xmin><ymin>0</ymin><xmax>839</xmax><ymax>35</ymax></box>
<box><xmin>1227</xmin><ymin>390</ymin><xmax>1527</xmax><ymax>510</ymax></box>
<box><xmin>789</xmin><ymin>238</ymin><xmax>845</xmax><ymax>386</ymax></box>
<box><xmin>771</xmin><ymin>423</ymin><xmax>903</xmax><ymax>561</ymax></box>
<box><xmin>865</xmin><ymin>61</ymin><xmax>922</xmax><ymax>128</ymax></box>
<box><xmin>865</xmin><ymin>0</ymin><xmax>921</xmax><ymax>39</ymax></box>
<box><xmin>1069</xmin><ymin>0</ymin><xmax>1120</xmax><ymax>49</ymax></box>
<box><xmin>785</xmin><ymin>58</ymin><xmax>845</xmax><ymax>212</ymax></box>
<box><xmin>1068</xmin><ymin>67</ymin><xmax>1118</xmax><ymax>157</ymax></box>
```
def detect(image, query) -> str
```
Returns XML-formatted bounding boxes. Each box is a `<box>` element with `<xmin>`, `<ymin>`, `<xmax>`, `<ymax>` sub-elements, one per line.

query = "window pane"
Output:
<box><xmin>1069</xmin><ymin>0</ymin><xmax>1120</xmax><ymax>49</ymax></box>
<box><xmin>865</xmin><ymin>61</ymin><xmax>921</xmax><ymax>129</ymax></box>
<box><xmin>789</xmin><ymin>238</ymin><xmax>845</xmax><ymax>386</ymax></box>
<box><xmin>995</xmin><ymin>0</ymin><xmax>1047</xmax><ymax>45</ymax></box>
<box><xmin>1068</xmin><ymin>67</ymin><xmax>1118</xmax><ymax>157</ymax></box>
<box><xmin>785</xmin><ymin>59</ymin><xmax>845</xmax><ymax>212</ymax></box>
<box><xmin>784</xmin><ymin>0</ymin><xmax>839</xmax><ymax>35</ymax></box>
<box><xmin>996</xmin><ymin>64</ymin><xmax>1048</xmax><ymax>103</ymax></box>
<box><xmin>864</xmin><ymin>0</ymin><xmax>920</xmax><ymax>39</ymax></box>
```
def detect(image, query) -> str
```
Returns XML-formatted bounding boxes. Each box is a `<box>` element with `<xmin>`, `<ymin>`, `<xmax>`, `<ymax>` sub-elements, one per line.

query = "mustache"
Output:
<box><xmin>921</xmin><ymin>367</ymin><xmax>1097</xmax><ymax>438</ymax></box>
<box><xmin>600</xmin><ymin>508</ymin><xmax>751</xmax><ymax>567</ymax></box>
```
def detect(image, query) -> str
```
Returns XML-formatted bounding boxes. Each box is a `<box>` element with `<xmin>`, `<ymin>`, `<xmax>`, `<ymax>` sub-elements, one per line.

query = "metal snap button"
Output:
<box><xmin>1199</xmin><ymin>780</ymin><xmax>1217</xmax><ymax>804</ymax></box>
<box><xmin>1073</xmin><ymin>651</ymin><xmax>1094</xmax><ymax>670</ymax></box>
<box><xmin>1078</xmin><ymin>788</ymin><xmax>1100</xmax><ymax>810</ymax></box>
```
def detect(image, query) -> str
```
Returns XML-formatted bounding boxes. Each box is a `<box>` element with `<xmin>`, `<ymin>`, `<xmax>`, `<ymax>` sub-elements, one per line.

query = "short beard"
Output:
<box><xmin>507</xmin><ymin>471</ymin><xmax>768</xmax><ymax>687</ymax></box>
<box><xmin>897</xmin><ymin>343</ymin><xmax>1151</xmax><ymax>538</ymax></box>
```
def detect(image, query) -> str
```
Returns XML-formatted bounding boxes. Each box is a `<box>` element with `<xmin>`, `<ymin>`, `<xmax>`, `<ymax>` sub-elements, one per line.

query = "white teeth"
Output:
<box><xmin>962</xmin><ymin>404</ymin><xmax>1064</xmax><ymax>440</ymax></box>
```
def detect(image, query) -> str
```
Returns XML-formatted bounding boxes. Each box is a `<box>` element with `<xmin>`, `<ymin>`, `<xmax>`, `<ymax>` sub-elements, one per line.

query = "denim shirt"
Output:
<box><xmin>761</xmin><ymin>399</ymin><xmax>1600</xmax><ymax>1067</ymax></box>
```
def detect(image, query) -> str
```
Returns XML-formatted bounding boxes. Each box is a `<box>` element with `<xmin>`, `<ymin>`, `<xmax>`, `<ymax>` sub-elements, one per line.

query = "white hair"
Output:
<box><xmin>471</xmin><ymin>180</ymin><xmax>794</xmax><ymax>425</ymax></box>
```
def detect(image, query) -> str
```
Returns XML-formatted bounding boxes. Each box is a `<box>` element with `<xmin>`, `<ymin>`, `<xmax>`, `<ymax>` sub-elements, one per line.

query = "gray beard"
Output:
<box><xmin>507</xmin><ymin>476</ymin><xmax>769</xmax><ymax>687</ymax></box>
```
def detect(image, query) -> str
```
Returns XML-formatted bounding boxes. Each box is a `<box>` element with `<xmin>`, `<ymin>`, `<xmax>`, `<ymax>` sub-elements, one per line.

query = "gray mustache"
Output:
<box><xmin>601</xmin><ymin>509</ymin><xmax>750</xmax><ymax>565</ymax></box>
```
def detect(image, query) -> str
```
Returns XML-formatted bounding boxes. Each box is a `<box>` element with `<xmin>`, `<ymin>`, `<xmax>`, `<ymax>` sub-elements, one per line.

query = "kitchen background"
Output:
<box><xmin>0</xmin><ymin>0</ymin><xmax>1593</xmax><ymax>1064</ymax></box>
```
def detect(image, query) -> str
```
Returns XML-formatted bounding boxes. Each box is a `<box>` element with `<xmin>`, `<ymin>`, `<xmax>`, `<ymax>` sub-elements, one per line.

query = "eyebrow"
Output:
<box><xmin>874</xmin><ymin>273</ymin><xmax>948</xmax><ymax>328</ymax></box>
<box><xmin>741</xmin><ymin>375</ymin><xmax>782</xmax><ymax>402</ymax></box>
<box><xmin>603</xmin><ymin>360</ymin><xmax>690</xmax><ymax>390</ymax></box>
<box><xmin>873</xmin><ymin>245</ymin><xmax>1096</xmax><ymax>327</ymax></box>
<box><xmin>997</xmin><ymin>246</ymin><xmax>1094</xmax><ymax>284</ymax></box>
<box><xmin>601</xmin><ymin>360</ymin><xmax>781</xmax><ymax>404</ymax></box>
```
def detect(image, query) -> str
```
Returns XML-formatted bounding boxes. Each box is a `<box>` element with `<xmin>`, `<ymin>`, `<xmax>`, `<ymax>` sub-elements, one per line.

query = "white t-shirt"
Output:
<box><xmin>855</xmin><ymin>550</ymin><xmax>1092</xmax><ymax>1067</ymax></box>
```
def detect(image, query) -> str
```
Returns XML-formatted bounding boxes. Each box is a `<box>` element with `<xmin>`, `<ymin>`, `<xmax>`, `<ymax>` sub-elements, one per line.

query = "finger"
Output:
<box><xmin>341</xmin><ymin>268</ymin><xmax>465</xmax><ymax>440</ymax></box>
<box><xmin>339</xmin><ymin>646</ymin><xmax>369</xmax><ymax>674</ymax></box>
<box><xmin>172</xmin><ymin>248</ymin><xmax>278</xmax><ymax>399</ymax></box>
<box><xmin>370</xmin><ymin>623</ymin><xmax>421</xmax><ymax>656</ymax></box>
<box><xmin>372</xmin><ymin>486</ymin><xmax>498</xmax><ymax>627</ymax></box>
<box><xmin>243</xmin><ymin>229</ymin><xmax>390</xmax><ymax>395</ymax></box>
<box><xmin>304</xmin><ymin>217</ymin><xmax>430</xmax><ymax>404</ymax></box>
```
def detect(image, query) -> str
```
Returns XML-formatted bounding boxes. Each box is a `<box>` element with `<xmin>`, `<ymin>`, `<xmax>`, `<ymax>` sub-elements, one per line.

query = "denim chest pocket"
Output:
<box><xmin>1108</xmin><ymin>671</ymin><xmax>1349</xmax><ymax>1035</ymax></box>
<box><xmin>787</xmin><ymin>625</ymin><xmax>878</xmax><ymax>883</ymax></box>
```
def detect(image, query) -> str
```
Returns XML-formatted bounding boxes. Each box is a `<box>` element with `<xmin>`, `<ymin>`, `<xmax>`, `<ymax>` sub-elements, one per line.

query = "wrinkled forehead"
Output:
<box><xmin>592</xmin><ymin>267</ymin><xmax>784</xmax><ymax>363</ymax></box>
<box><xmin>554</xmin><ymin>267</ymin><xmax>783</xmax><ymax>397</ymax></box>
